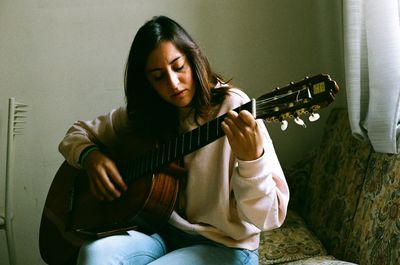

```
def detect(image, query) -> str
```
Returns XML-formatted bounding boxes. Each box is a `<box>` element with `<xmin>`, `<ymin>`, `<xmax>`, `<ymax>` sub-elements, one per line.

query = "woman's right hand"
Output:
<box><xmin>82</xmin><ymin>150</ymin><xmax>127</xmax><ymax>201</ymax></box>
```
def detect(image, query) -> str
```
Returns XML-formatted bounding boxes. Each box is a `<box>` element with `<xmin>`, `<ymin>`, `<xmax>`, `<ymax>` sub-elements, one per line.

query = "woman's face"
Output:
<box><xmin>145</xmin><ymin>41</ymin><xmax>196</xmax><ymax>111</ymax></box>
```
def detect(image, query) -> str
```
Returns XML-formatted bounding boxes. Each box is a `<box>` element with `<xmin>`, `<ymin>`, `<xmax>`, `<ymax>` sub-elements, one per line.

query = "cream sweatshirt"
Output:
<box><xmin>58</xmin><ymin>88</ymin><xmax>289</xmax><ymax>250</ymax></box>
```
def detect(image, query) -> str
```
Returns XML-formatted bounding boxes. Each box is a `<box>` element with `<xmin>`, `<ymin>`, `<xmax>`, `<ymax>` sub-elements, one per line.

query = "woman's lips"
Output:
<box><xmin>172</xmin><ymin>89</ymin><xmax>186</xmax><ymax>98</ymax></box>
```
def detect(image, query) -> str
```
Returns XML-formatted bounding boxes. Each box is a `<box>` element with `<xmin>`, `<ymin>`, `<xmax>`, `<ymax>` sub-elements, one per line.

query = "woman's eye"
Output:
<box><xmin>152</xmin><ymin>74</ymin><xmax>163</xmax><ymax>81</ymax></box>
<box><xmin>175</xmin><ymin>64</ymin><xmax>184</xmax><ymax>71</ymax></box>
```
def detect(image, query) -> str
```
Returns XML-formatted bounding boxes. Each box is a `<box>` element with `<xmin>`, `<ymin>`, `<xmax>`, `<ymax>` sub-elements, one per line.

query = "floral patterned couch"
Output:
<box><xmin>258</xmin><ymin>108</ymin><xmax>400</xmax><ymax>265</ymax></box>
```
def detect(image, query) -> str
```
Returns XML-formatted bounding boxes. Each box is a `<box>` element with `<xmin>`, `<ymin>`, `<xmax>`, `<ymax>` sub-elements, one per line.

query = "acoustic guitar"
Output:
<box><xmin>39</xmin><ymin>74</ymin><xmax>339</xmax><ymax>265</ymax></box>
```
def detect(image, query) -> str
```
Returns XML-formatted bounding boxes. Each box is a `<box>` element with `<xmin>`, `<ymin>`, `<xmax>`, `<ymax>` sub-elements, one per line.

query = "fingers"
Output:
<box><xmin>94</xmin><ymin>167</ymin><xmax>123</xmax><ymax>201</ymax></box>
<box><xmin>85</xmin><ymin>150</ymin><xmax>127</xmax><ymax>201</ymax></box>
<box><xmin>89</xmin><ymin>172</ymin><xmax>111</xmax><ymax>201</ymax></box>
<box><xmin>222</xmin><ymin>110</ymin><xmax>256</xmax><ymax>137</ymax></box>
<box><xmin>221</xmin><ymin>110</ymin><xmax>264</xmax><ymax>161</ymax></box>
<box><xmin>238</xmin><ymin>110</ymin><xmax>257</xmax><ymax>127</ymax></box>
<box><xmin>108</xmin><ymin>163</ymin><xmax>128</xmax><ymax>192</ymax></box>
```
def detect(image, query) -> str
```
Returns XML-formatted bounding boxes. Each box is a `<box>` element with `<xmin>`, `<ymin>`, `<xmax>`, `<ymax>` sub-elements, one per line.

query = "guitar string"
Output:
<box><xmin>256</xmin><ymin>87</ymin><xmax>307</xmax><ymax>105</ymax></box>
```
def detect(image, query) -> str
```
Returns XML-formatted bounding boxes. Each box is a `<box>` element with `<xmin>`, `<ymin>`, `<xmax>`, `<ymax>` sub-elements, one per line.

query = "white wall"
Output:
<box><xmin>0</xmin><ymin>0</ymin><xmax>345</xmax><ymax>264</ymax></box>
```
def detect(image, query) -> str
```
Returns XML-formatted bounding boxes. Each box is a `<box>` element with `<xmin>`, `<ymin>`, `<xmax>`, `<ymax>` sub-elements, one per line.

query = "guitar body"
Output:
<box><xmin>39</xmin><ymin>161</ymin><xmax>180</xmax><ymax>265</ymax></box>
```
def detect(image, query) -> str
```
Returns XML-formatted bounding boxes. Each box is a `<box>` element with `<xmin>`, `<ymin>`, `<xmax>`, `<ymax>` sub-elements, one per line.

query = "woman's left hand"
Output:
<box><xmin>221</xmin><ymin>110</ymin><xmax>264</xmax><ymax>161</ymax></box>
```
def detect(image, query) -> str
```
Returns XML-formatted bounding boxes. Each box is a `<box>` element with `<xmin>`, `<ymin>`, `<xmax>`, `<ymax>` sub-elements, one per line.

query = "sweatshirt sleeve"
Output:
<box><xmin>58</xmin><ymin>106</ymin><xmax>129</xmax><ymax>168</ymax></box>
<box><xmin>227</xmin><ymin>90</ymin><xmax>289</xmax><ymax>231</ymax></box>
<box><xmin>232</xmin><ymin>121</ymin><xmax>289</xmax><ymax>231</ymax></box>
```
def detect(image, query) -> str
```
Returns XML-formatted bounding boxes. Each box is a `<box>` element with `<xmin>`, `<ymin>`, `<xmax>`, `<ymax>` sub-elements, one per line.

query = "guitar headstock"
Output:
<box><xmin>255</xmin><ymin>74</ymin><xmax>339</xmax><ymax>130</ymax></box>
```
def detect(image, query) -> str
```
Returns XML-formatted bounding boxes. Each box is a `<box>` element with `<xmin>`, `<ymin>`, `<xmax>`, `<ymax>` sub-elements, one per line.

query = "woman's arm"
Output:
<box><xmin>220</xmin><ymin>88</ymin><xmax>289</xmax><ymax>231</ymax></box>
<box><xmin>231</xmin><ymin>120</ymin><xmax>289</xmax><ymax>231</ymax></box>
<box><xmin>58</xmin><ymin>106</ymin><xmax>129</xmax><ymax>200</ymax></box>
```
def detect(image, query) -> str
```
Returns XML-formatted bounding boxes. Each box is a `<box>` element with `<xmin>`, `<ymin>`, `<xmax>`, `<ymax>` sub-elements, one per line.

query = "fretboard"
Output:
<box><xmin>124</xmin><ymin>100</ymin><xmax>254</xmax><ymax>180</ymax></box>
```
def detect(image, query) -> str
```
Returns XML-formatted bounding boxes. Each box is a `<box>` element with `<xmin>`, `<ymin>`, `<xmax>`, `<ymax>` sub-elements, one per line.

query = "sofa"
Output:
<box><xmin>258</xmin><ymin>108</ymin><xmax>400</xmax><ymax>265</ymax></box>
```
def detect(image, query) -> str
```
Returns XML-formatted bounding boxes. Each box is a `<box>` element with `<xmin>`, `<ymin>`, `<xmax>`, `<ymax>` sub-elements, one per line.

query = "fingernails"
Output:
<box><xmin>227</xmin><ymin>110</ymin><xmax>237</xmax><ymax>117</ymax></box>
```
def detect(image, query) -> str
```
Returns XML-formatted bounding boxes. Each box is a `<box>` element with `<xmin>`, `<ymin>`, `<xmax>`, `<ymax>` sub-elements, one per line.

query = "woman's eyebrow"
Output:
<box><xmin>169</xmin><ymin>56</ymin><xmax>182</xmax><ymax>65</ymax></box>
<box><xmin>147</xmin><ymin>56</ymin><xmax>182</xmax><ymax>73</ymax></box>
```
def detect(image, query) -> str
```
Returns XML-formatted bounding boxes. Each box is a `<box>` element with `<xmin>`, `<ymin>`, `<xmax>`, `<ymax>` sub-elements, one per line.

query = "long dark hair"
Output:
<box><xmin>124</xmin><ymin>16</ymin><xmax>228</xmax><ymax>137</ymax></box>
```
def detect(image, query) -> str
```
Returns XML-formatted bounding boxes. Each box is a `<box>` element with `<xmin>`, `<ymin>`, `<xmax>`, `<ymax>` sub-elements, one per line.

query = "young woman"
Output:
<box><xmin>59</xmin><ymin>15</ymin><xmax>289</xmax><ymax>265</ymax></box>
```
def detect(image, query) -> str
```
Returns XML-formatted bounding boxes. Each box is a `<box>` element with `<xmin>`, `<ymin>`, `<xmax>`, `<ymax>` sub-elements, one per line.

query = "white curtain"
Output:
<box><xmin>343</xmin><ymin>0</ymin><xmax>400</xmax><ymax>154</ymax></box>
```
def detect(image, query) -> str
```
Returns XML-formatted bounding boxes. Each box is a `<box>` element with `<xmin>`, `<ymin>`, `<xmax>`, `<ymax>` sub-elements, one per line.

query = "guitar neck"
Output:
<box><xmin>123</xmin><ymin>74</ymin><xmax>339</xmax><ymax>180</ymax></box>
<box><xmin>125</xmin><ymin>100</ymin><xmax>254</xmax><ymax>179</ymax></box>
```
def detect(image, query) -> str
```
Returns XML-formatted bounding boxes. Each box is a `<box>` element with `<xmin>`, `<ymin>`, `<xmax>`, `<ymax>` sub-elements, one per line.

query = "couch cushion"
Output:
<box><xmin>300</xmin><ymin>108</ymin><xmax>371</xmax><ymax>259</ymax></box>
<box><xmin>259</xmin><ymin>210</ymin><xmax>327</xmax><ymax>264</ymax></box>
<box><xmin>282</xmin><ymin>255</ymin><xmax>357</xmax><ymax>264</ymax></box>
<box><xmin>344</xmin><ymin>152</ymin><xmax>400</xmax><ymax>265</ymax></box>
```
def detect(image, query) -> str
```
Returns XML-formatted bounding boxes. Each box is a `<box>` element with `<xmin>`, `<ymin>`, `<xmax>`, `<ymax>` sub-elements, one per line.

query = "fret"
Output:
<box><xmin>154</xmin><ymin>150</ymin><xmax>158</xmax><ymax>170</ymax></box>
<box><xmin>131</xmin><ymin>160</ymin><xmax>136</xmax><ymax>178</ymax></box>
<box><xmin>150</xmin><ymin>151</ymin><xmax>155</xmax><ymax>171</ymax></box>
<box><xmin>216</xmin><ymin>116</ymin><xmax>219</xmax><ymax>138</ymax></box>
<box><xmin>183</xmin><ymin>131</ymin><xmax>191</xmax><ymax>155</ymax></box>
<box><xmin>153</xmin><ymin>149</ymin><xmax>158</xmax><ymax>169</ymax></box>
<box><xmin>134</xmin><ymin>160</ymin><xmax>139</xmax><ymax>179</ymax></box>
<box><xmin>189</xmin><ymin>130</ymin><xmax>192</xmax><ymax>151</ymax></box>
<box><xmin>158</xmin><ymin>148</ymin><xmax>162</xmax><ymax>167</ymax></box>
<box><xmin>124</xmin><ymin>165</ymin><xmax>131</xmax><ymax>182</ymax></box>
<box><xmin>140</xmin><ymin>154</ymin><xmax>145</xmax><ymax>174</ymax></box>
<box><xmin>200</xmin><ymin>124</ymin><xmax>208</xmax><ymax>147</ymax></box>
<box><xmin>136</xmin><ymin>157</ymin><xmax>140</xmax><ymax>176</ymax></box>
<box><xmin>161</xmin><ymin>143</ymin><xmax>165</xmax><ymax>165</ymax></box>
<box><xmin>157</xmin><ymin>148</ymin><xmax>161</xmax><ymax>168</ymax></box>
<box><xmin>150</xmin><ymin>152</ymin><xmax>155</xmax><ymax>172</ymax></box>
<box><xmin>197</xmin><ymin>126</ymin><xmax>201</xmax><ymax>146</ymax></box>
<box><xmin>144</xmin><ymin>153</ymin><xmax>149</xmax><ymax>174</ymax></box>
<box><xmin>162</xmin><ymin>144</ymin><xmax>166</xmax><ymax>165</ymax></box>
<box><xmin>163</xmin><ymin>142</ymin><xmax>168</xmax><ymax>165</ymax></box>
<box><xmin>190</xmin><ymin>127</ymin><xmax>199</xmax><ymax>149</ymax></box>
<box><xmin>158</xmin><ymin>148</ymin><xmax>162</xmax><ymax>168</ymax></box>
<box><xmin>147</xmin><ymin>152</ymin><xmax>153</xmax><ymax>173</ymax></box>
<box><xmin>142</xmin><ymin>155</ymin><xmax>147</xmax><ymax>175</ymax></box>
<box><xmin>152</xmin><ymin>149</ymin><xmax>156</xmax><ymax>169</ymax></box>
<box><xmin>174</xmin><ymin>137</ymin><xmax>178</xmax><ymax>159</ymax></box>
<box><xmin>206</xmin><ymin>121</ymin><xmax>209</xmax><ymax>142</ymax></box>
<box><xmin>180</xmin><ymin>134</ymin><xmax>185</xmax><ymax>156</ymax></box>
<box><xmin>145</xmin><ymin>155</ymin><xmax>149</xmax><ymax>174</ymax></box>
<box><xmin>138</xmin><ymin>156</ymin><xmax>144</xmax><ymax>176</ymax></box>
<box><xmin>154</xmin><ymin>151</ymin><xmax>158</xmax><ymax>171</ymax></box>
<box><xmin>133</xmin><ymin>160</ymin><xmax>139</xmax><ymax>179</ymax></box>
<box><xmin>208</xmin><ymin>119</ymin><xmax>218</xmax><ymax>141</ymax></box>
<box><xmin>167</xmin><ymin>139</ymin><xmax>171</xmax><ymax>162</ymax></box>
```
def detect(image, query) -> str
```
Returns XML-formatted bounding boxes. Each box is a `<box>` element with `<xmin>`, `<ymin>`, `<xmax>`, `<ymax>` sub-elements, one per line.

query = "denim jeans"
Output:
<box><xmin>77</xmin><ymin>225</ymin><xmax>259</xmax><ymax>265</ymax></box>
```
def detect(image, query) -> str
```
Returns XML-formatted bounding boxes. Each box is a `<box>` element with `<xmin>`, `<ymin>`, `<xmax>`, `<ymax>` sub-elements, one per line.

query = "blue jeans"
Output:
<box><xmin>77</xmin><ymin>225</ymin><xmax>259</xmax><ymax>265</ymax></box>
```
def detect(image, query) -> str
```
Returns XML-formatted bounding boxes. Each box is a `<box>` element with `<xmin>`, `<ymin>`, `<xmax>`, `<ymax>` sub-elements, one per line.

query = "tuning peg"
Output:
<box><xmin>280</xmin><ymin>120</ymin><xmax>288</xmax><ymax>131</ymax></box>
<box><xmin>308</xmin><ymin>112</ymin><xmax>320</xmax><ymax>122</ymax></box>
<box><xmin>294</xmin><ymin>117</ymin><xmax>307</xmax><ymax>128</ymax></box>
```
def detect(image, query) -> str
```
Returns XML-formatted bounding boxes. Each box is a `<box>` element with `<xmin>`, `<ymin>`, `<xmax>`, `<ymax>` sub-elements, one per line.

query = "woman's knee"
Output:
<box><xmin>77</xmin><ymin>231</ymin><xmax>166</xmax><ymax>265</ymax></box>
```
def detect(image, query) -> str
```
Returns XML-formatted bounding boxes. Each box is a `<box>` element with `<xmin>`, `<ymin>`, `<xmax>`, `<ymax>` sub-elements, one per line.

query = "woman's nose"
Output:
<box><xmin>166</xmin><ymin>71</ymin><xmax>179</xmax><ymax>90</ymax></box>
